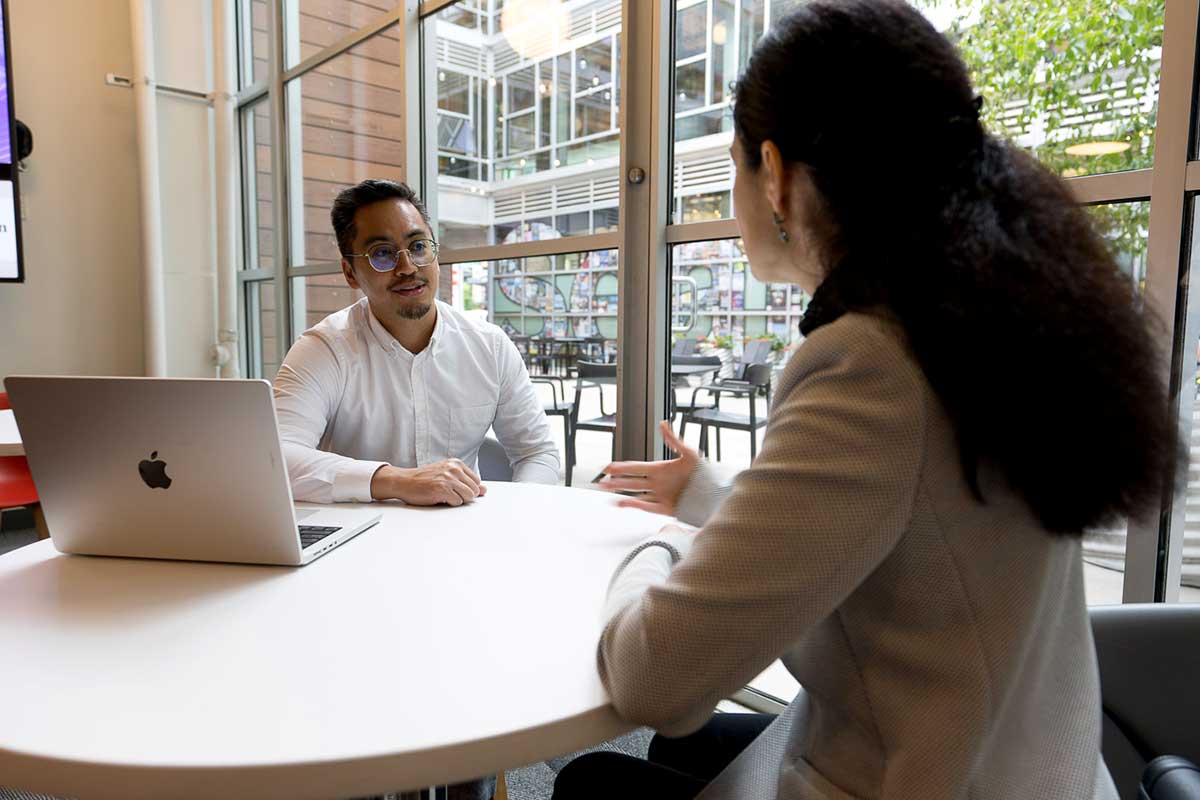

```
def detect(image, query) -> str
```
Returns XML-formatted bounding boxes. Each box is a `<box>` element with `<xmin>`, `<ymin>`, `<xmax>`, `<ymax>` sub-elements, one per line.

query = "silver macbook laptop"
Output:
<box><xmin>4</xmin><ymin>376</ymin><xmax>381</xmax><ymax>566</ymax></box>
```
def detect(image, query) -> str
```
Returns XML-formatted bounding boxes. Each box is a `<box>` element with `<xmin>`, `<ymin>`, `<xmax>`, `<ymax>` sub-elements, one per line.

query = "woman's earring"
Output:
<box><xmin>773</xmin><ymin>212</ymin><xmax>790</xmax><ymax>243</ymax></box>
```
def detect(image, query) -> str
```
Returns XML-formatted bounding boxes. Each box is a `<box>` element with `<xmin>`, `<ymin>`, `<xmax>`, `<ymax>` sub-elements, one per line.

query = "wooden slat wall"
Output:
<box><xmin>296</xmin><ymin>14</ymin><xmax>404</xmax><ymax>263</ymax></box>
<box><xmin>248</xmin><ymin>0</ymin><xmax>409</xmax><ymax>270</ymax></box>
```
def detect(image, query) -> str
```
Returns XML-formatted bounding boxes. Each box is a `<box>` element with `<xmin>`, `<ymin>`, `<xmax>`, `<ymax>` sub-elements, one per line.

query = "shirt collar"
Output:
<box><xmin>362</xmin><ymin>297</ymin><xmax>446</xmax><ymax>356</ymax></box>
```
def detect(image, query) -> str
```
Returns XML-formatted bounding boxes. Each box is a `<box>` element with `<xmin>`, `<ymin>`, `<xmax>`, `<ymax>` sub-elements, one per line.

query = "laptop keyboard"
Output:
<box><xmin>298</xmin><ymin>525</ymin><xmax>342</xmax><ymax>550</ymax></box>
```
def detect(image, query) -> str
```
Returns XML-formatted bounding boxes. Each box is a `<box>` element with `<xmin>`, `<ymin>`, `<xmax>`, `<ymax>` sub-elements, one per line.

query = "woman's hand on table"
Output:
<box><xmin>599</xmin><ymin>420</ymin><xmax>699</xmax><ymax>517</ymax></box>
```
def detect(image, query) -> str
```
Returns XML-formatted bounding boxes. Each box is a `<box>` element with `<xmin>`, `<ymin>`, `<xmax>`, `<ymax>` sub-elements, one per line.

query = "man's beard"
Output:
<box><xmin>397</xmin><ymin>302</ymin><xmax>432</xmax><ymax>320</ymax></box>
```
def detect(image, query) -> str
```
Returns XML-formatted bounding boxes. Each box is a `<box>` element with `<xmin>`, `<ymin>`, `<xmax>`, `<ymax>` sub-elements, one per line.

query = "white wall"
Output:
<box><xmin>0</xmin><ymin>0</ymin><xmax>145</xmax><ymax>381</ymax></box>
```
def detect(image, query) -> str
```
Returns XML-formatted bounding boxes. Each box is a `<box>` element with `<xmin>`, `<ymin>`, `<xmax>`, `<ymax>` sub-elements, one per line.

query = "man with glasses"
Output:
<box><xmin>273</xmin><ymin>179</ymin><xmax>560</xmax><ymax>509</ymax></box>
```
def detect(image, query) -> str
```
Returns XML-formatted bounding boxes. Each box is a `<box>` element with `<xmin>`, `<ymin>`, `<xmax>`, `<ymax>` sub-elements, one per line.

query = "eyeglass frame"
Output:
<box><xmin>342</xmin><ymin>238</ymin><xmax>440</xmax><ymax>273</ymax></box>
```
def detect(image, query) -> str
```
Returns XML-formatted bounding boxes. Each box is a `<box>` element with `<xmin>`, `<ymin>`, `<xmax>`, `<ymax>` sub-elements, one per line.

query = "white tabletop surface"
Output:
<box><xmin>0</xmin><ymin>482</ymin><xmax>665</xmax><ymax>799</ymax></box>
<box><xmin>0</xmin><ymin>408</ymin><xmax>21</xmax><ymax>456</ymax></box>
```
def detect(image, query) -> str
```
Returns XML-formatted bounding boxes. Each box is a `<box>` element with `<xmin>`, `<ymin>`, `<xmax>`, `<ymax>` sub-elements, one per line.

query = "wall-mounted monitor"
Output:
<box><xmin>0</xmin><ymin>0</ymin><xmax>23</xmax><ymax>283</ymax></box>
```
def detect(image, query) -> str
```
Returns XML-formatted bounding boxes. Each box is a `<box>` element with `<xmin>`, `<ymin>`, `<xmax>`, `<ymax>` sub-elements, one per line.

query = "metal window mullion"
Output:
<box><xmin>417</xmin><ymin>5</ymin><xmax>440</xmax><ymax>216</ymax></box>
<box><xmin>267</xmin><ymin>0</ymin><xmax>291</xmax><ymax>361</ymax></box>
<box><xmin>1126</xmin><ymin>0</ymin><xmax>1199</xmax><ymax>603</ymax></box>
<box><xmin>1186</xmin><ymin>161</ymin><xmax>1200</xmax><ymax>191</ymax></box>
<box><xmin>439</xmin><ymin>232</ymin><xmax>622</xmax><ymax>264</ymax></box>
<box><xmin>282</xmin><ymin>8</ymin><xmax>402</xmax><ymax>83</ymax></box>
<box><xmin>618</xmin><ymin>0</ymin><xmax>672</xmax><ymax>462</ymax></box>
<box><xmin>419</xmin><ymin>0</ymin><xmax>459</xmax><ymax>17</ymax></box>
<box><xmin>236</xmin><ymin>271</ymin><xmax>252</xmax><ymax>376</ymax></box>
<box><xmin>288</xmin><ymin>262</ymin><xmax>344</xmax><ymax>277</ymax></box>
<box><xmin>666</xmin><ymin>218</ymin><xmax>741</xmax><ymax>244</ymax></box>
<box><xmin>1066</xmin><ymin>169</ymin><xmax>1154</xmax><ymax>204</ymax></box>
<box><xmin>236</xmin><ymin>82</ymin><xmax>269</xmax><ymax>106</ymax></box>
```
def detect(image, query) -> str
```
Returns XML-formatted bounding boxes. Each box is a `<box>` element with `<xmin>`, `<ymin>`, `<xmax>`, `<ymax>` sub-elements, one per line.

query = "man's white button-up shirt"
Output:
<box><xmin>273</xmin><ymin>298</ymin><xmax>560</xmax><ymax>502</ymax></box>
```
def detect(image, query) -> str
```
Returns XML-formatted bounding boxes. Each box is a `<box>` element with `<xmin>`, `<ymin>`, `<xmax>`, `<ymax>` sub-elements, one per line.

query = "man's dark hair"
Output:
<box><xmin>330</xmin><ymin>179</ymin><xmax>433</xmax><ymax>257</ymax></box>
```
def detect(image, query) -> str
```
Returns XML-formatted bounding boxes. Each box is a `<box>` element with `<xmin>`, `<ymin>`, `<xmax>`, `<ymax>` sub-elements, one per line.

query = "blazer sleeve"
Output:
<box><xmin>599</xmin><ymin>318</ymin><xmax>929</xmax><ymax>736</ymax></box>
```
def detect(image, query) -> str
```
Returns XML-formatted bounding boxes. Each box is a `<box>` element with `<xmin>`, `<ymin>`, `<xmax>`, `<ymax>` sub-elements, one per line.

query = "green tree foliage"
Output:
<box><xmin>919</xmin><ymin>0</ymin><xmax>1162</xmax><ymax>266</ymax></box>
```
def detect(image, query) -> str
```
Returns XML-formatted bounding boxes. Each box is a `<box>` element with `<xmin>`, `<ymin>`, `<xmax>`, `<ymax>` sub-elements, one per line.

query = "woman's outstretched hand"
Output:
<box><xmin>598</xmin><ymin>420</ymin><xmax>700</xmax><ymax>517</ymax></box>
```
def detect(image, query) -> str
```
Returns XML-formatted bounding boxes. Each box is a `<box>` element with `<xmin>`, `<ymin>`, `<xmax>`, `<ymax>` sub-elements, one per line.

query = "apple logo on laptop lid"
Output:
<box><xmin>138</xmin><ymin>451</ymin><xmax>172</xmax><ymax>490</ymax></box>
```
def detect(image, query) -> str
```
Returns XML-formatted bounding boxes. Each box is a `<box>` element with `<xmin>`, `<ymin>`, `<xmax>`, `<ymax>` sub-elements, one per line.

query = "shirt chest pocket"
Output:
<box><xmin>449</xmin><ymin>403</ymin><xmax>498</xmax><ymax>456</ymax></box>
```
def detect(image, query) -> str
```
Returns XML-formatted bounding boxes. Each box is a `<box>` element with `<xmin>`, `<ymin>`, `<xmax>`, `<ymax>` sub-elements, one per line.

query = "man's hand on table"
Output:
<box><xmin>370</xmin><ymin>459</ymin><xmax>488</xmax><ymax>506</ymax></box>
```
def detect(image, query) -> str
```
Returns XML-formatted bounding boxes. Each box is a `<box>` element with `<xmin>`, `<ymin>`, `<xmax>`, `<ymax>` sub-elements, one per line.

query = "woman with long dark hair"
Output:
<box><xmin>551</xmin><ymin>1</ymin><xmax>1182</xmax><ymax>798</ymax></box>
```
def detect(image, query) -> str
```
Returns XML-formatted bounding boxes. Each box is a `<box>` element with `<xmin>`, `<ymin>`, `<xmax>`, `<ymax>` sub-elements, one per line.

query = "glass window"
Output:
<box><xmin>675</xmin><ymin>60</ymin><xmax>707</xmax><ymax>112</ymax></box>
<box><xmin>675</xmin><ymin>2</ymin><xmax>708</xmax><ymax>60</ymax></box>
<box><xmin>439</xmin><ymin>70</ymin><xmax>472</xmax><ymax>115</ymax></box>
<box><xmin>427</xmin><ymin>0</ymin><xmax>623</xmax><ymax>250</ymax></box>
<box><xmin>286</xmin><ymin>25</ymin><xmax>404</xmax><ymax>267</ymax></box>
<box><xmin>1085</xmin><ymin>201</ymin><xmax>1150</xmax><ymax>295</ymax></box>
<box><xmin>1171</xmin><ymin>201</ymin><xmax>1200</xmax><ymax>603</ymax></box>
<box><xmin>292</xmin><ymin>274</ymin><xmax>364</xmax><ymax>333</ymax></box>
<box><xmin>576</xmin><ymin>38</ymin><xmax>614</xmax><ymax>92</ymax></box>
<box><xmin>507</xmin><ymin>66</ymin><xmax>536</xmax><ymax>114</ymax></box>
<box><xmin>576</xmin><ymin>92</ymin><xmax>613</xmax><ymax>137</ymax></box>
<box><xmin>240</xmin><ymin>0</ymin><xmax>271</xmax><ymax>87</ymax></box>
<box><xmin>242</xmin><ymin>100</ymin><xmax>274</xmax><ymax>270</ymax></box>
<box><xmin>668</xmin><ymin>1</ymin><xmax>1165</xmax><ymax>226</ymax></box>
<box><xmin>917</xmin><ymin>2</ymin><xmax>1163</xmax><ymax>179</ymax></box>
<box><xmin>670</xmin><ymin>1</ymin><xmax>772</xmax><ymax>223</ymax></box>
<box><xmin>506</xmin><ymin>112</ymin><xmax>537</xmax><ymax>154</ymax></box>
<box><xmin>284</xmin><ymin>0</ymin><xmax>400</xmax><ymax>68</ymax></box>
<box><xmin>449</xmin><ymin>251</ymin><xmax>619</xmax><ymax>484</ymax></box>
<box><xmin>670</xmin><ymin>236</ymin><xmax>802</xmax><ymax>460</ymax></box>
<box><xmin>247</xmin><ymin>280</ymin><xmax>279</xmax><ymax>380</ymax></box>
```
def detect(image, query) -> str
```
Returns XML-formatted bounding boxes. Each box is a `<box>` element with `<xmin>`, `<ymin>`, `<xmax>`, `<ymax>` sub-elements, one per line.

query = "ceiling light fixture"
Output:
<box><xmin>501</xmin><ymin>0</ymin><xmax>568</xmax><ymax>61</ymax></box>
<box><xmin>1065</xmin><ymin>141</ymin><xmax>1131</xmax><ymax>157</ymax></box>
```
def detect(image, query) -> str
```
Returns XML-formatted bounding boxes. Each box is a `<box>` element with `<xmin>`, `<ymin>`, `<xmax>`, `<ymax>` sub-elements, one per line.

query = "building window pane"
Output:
<box><xmin>1070</xmin><ymin>202</ymin><xmax>1149</xmax><ymax>605</ymax></box>
<box><xmin>291</xmin><ymin>274</ymin><xmax>365</xmax><ymax>334</ymax></box>
<box><xmin>240</xmin><ymin>0</ymin><xmax>271</xmax><ymax>87</ymax></box>
<box><xmin>576</xmin><ymin>38</ymin><xmax>613</xmax><ymax>92</ymax></box>
<box><xmin>919</xmin><ymin>1</ymin><xmax>1163</xmax><ymax>178</ymax></box>
<box><xmin>507</xmin><ymin>66</ymin><xmax>536</xmax><ymax>113</ymax></box>
<box><xmin>576</xmin><ymin>92</ymin><xmax>613</xmax><ymax>137</ymax></box>
<box><xmin>506</xmin><ymin>112</ymin><xmax>536</xmax><ymax>153</ymax></box>
<box><xmin>427</xmin><ymin>0</ymin><xmax>623</xmax><ymax>250</ymax></box>
<box><xmin>242</xmin><ymin>100</ymin><xmax>274</xmax><ymax>270</ymax></box>
<box><xmin>246</xmin><ymin>279</ymin><xmax>279</xmax><ymax>380</ymax></box>
<box><xmin>284</xmin><ymin>0</ymin><xmax>400</xmax><ymax>68</ymax></box>
<box><xmin>287</xmin><ymin>25</ymin><xmax>403</xmax><ymax>267</ymax></box>
<box><xmin>675</xmin><ymin>2</ymin><xmax>708</xmax><ymax>60</ymax></box>
<box><xmin>1171</xmin><ymin>200</ymin><xmax>1200</xmax><ymax>602</ymax></box>
<box><xmin>675</xmin><ymin>60</ymin><xmax>707</xmax><ymax>112</ymax></box>
<box><xmin>668</xmin><ymin>0</ymin><xmax>1165</xmax><ymax>225</ymax></box>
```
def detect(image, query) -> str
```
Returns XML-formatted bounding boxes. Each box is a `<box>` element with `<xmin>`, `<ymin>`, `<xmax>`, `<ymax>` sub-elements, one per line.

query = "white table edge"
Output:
<box><xmin>0</xmin><ymin>699</ymin><xmax>635</xmax><ymax>800</ymax></box>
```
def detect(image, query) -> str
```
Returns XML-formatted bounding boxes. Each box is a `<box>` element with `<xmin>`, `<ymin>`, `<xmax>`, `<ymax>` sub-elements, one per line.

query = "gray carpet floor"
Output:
<box><xmin>0</xmin><ymin>525</ymin><xmax>653</xmax><ymax>800</ymax></box>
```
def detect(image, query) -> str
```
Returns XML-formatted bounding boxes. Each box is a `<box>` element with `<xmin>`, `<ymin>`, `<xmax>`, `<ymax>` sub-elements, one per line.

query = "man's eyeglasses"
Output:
<box><xmin>345</xmin><ymin>239</ymin><xmax>439</xmax><ymax>272</ymax></box>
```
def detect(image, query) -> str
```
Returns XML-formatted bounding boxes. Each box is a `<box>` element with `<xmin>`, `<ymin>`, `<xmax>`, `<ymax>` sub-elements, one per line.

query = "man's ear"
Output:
<box><xmin>341</xmin><ymin>258</ymin><xmax>359</xmax><ymax>291</ymax></box>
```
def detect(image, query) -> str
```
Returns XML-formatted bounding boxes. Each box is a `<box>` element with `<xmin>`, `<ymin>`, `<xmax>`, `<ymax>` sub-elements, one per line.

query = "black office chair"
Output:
<box><xmin>529</xmin><ymin>337</ymin><xmax>559</xmax><ymax>375</ymax></box>
<box><xmin>670</xmin><ymin>354</ymin><xmax>721</xmax><ymax>431</ymax></box>
<box><xmin>724</xmin><ymin>339</ymin><xmax>775</xmax><ymax>405</ymax></box>
<box><xmin>1091</xmin><ymin>604</ymin><xmax>1200</xmax><ymax>799</ymax></box>
<box><xmin>568</xmin><ymin>361</ymin><xmax>618</xmax><ymax>485</ymax></box>
<box><xmin>1142</xmin><ymin>756</ymin><xmax>1200</xmax><ymax>799</ymax></box>
<box><xmin>680</xmin><ymin>363</ymin><xmax>772</xmax><ymax>462</ymax></box>
<box><xmin>476</xmin><ymin>436</ymin><xmax>513</xmax><ymax>482</ymax></box>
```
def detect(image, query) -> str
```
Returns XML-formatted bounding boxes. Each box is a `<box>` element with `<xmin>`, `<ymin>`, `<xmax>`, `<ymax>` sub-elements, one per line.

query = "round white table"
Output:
<box><xmin>0</xmin><ymin>482</ymin><xmax>664</xmax><ymax>799</ymax></box>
